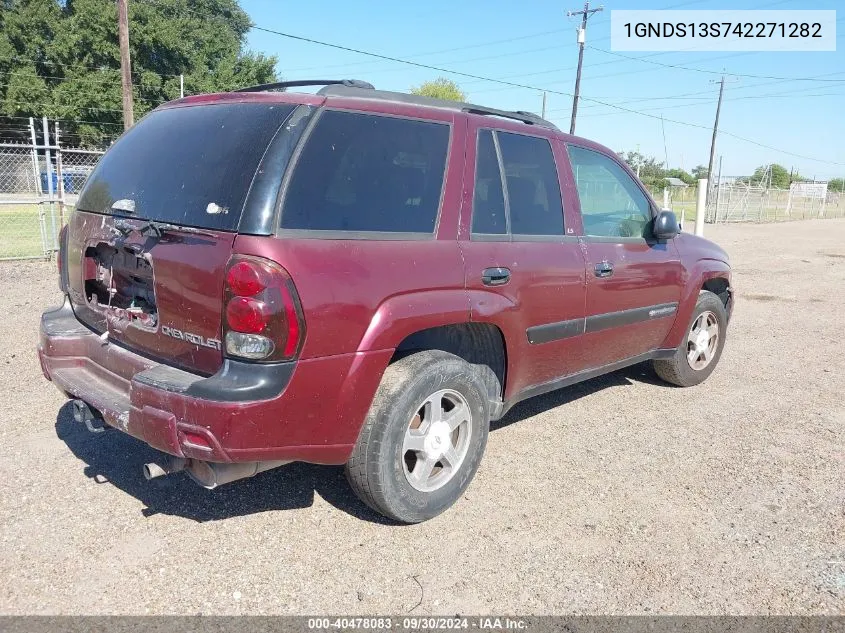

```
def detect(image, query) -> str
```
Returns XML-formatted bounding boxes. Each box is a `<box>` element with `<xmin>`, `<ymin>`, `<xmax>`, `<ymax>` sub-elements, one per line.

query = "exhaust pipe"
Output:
<box><xmin>141</xmin><ymin>458</ymin><xmax>288</xmax><ymax>487</ymax></box>
<box><xmin>143</xmin><ymin>457</ymin><xmax>187</xmax><ymax>480</ymax></box>
<box><xmin>185</xmin><ymin>460</ymin><xmax>290</xmax><ymax>489</ymax></box>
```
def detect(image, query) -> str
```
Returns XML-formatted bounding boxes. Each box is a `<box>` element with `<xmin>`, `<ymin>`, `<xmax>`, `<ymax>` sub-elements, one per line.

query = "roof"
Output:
<box><xmin>233</xmin><ymin>79</ymin><xmax>560</xmax><ymax>131</ymax></box>
<box><xmin>664</xmin><ymin>177</ymin><xmax>689</xmax><ymax>187</ymax></box>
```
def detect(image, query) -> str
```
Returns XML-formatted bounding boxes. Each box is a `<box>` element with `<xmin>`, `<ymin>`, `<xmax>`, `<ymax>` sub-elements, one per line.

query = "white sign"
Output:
<box><xmin>790</xmin><ymin>182</ymin><xmax>828</xmax><ymax>200</ymax></box>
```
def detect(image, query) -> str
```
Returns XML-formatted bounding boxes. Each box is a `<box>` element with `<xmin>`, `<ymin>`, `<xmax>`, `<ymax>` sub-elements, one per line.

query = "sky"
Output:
<box><xmin>241</xmin><ymin>0</ymin><xmax>845</xmax><ymax>180</ymax></box>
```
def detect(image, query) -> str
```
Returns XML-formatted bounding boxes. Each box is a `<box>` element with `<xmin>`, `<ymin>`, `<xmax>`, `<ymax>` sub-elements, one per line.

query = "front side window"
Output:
<box><xmin>470</xmin><ymin>129</ymin><xmax>565</xmax><ymax>238</ymax></box>
<box><xmin>281</xmin><ymin>110</ymin><xmax>450</xmax><ymax>234</ymax></box>
<box><xmin>567</xmin><ymin>145</ymin><xmax>652</xmax><ymax>238</ymax></box>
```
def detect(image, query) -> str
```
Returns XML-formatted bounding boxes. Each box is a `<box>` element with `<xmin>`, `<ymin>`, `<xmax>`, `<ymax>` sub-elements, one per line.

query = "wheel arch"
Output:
<box><xmin>390</xmin><ymin>322</ymin><xmax>507</xmax><ymax>416</ymax></box>
<box><xmin>661</xmin><ymin>260</ymin><xmax>731</xmax><ymax>349</ymax></box>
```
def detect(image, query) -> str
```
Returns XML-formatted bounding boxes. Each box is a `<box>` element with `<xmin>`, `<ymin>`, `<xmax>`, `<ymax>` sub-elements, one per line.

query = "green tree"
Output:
<box><xmin>410</xmin><ymin>77</ymin><xmax>466</xmax><ymax>102</ymax></box>
<box><xmin>664</xmin><ymin>167</ymin><xmax>695</xmax><ymax>185</ymax></box>
<box><xmin>691</xmin><ymin>165</ymin><xmax>709</xmax><ymax>180</ymax></box>
<box><xmin>618</xmin><ymin>150</ymin><xmax>666</xmax><ymax>191</ymax></box>
<box><xmin>750</xmin><ymin>164</ymin><xmax>791</xmax><ymax>189</ymax></box>
<box><xmin>0</xmin><ymin>0</ymin><xmax>278</xmax><ymax>146</ymax></box>
<box><xmin>827</xmin><ymin>178</ymin><xmax>845</xmax><ymax>193</ymax></box>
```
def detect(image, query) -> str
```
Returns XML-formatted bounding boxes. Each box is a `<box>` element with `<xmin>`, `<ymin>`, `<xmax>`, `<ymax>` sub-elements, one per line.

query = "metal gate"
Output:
<box><xmin>0</xmin><ymin>118</ymin><xmax>104</xmax><ymax>261</ymax></box>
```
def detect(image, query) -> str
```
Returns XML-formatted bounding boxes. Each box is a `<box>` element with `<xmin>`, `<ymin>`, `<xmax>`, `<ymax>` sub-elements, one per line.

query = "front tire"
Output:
<box><xmin>345</xmin><ymin>350</ymin><xmax>490</xmax><ymax>523</ymax></box>
<box><xmin>653</xmin><ymin>290</ymin><xmax>728</xmax><ymax>387</ymax></box>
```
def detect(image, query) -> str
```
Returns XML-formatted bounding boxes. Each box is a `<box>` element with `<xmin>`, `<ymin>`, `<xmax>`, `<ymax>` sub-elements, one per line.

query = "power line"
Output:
<box><xmin>574</xmin><ymin>70</ymin><xmax>845</xmax><ymax>109</ymax></box>
<box><xmin>572</xmin><ymin>87</ymin><xmax>845</xmax><ymax>118</ymax></box>
<box><xmin>250</xmin><ymin>25</ymin><xmax>580</xmax><ymax>95</ymax></box>
<box><xmin>587</xmin><ymin>46</ymin><xmax>845</xmax><ymax>82</ymax></box>
<box><xmin>283</xmin><ymin>29</ymin><xmax>569</xmax><ymax>73</ymax></box>
<box><xmin>467</xmin><ymin>51</ymin><xmax>752</xmax><ymax>96</ymax></box>
<box><xmin>286</xmin><ymin>43</ymin><xmax>572</xmax><ymax>80</ymax></box>
<box><xmin>247</xmin><ymin>26</ymin><xmax>845</xmax><ymax>167</ymax></box>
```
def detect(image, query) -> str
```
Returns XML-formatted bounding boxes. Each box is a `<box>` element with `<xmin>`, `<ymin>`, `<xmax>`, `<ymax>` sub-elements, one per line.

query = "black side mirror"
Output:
<box><xmin>653</xmin><ymin>209</ymin><xmax>680</xmax><ymax>240</ymax></box>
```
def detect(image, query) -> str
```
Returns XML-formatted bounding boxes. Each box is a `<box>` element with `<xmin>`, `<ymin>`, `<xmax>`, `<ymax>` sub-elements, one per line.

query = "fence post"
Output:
<box><xmin>28</xmin><ymin>117</ymin><xmax>49</xmax><ymax>256</ymax></box>
<box><xmin>27</xmin><ymin>118</ymin><xmax>41</xmax><ymax>195</ymax></box>
<box><xmin>42</xmin><ymin>116</ymin><xmax>57</xmax><ymax>258</ymax></box>
<box><xmin>695</xmin><ymin>179</ymin><xmax>707</xmax><ymax>236</ymax></box>
<box><xmin>54</xmin><ymin>121</ymin><xmax>66</xmax><ymax>227</ymax></box>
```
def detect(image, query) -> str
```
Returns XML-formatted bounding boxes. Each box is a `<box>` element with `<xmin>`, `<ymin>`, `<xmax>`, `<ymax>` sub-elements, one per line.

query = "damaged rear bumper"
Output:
<box><xmin>38</xmin><ymin>298</ymin><xmax>383</xmax><ymax>465</ymax></box>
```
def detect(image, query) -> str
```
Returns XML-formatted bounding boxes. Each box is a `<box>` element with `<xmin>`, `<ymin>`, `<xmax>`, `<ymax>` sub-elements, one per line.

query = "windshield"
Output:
<box><xmin>75</xmin><ymin>102</ymin><xmax>296</xmax><ymax>231</ymax></box>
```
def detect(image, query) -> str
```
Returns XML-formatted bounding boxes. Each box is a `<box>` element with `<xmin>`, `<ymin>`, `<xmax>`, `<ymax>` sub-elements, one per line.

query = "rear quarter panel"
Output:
<box><xmin>232</xmin><ymin>107</ymin><xmax>469</xmax><ymax>360</ymax></box>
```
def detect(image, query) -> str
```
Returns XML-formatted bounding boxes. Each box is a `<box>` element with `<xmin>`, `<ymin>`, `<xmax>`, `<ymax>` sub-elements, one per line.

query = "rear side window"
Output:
<box><xmin>471</xmin><ymin>129</ymin><xmax>564</xmax><ymax>238</ymax></box>
<box><xmin>498</xmin><ymin>132</ymin><xmax>564</xmax><ymax>236</ymax></box>
<box><xmin>472</xmin><ymin>130</ymin><xmax>507</xmax><ymax>234</ymax></box>
<box><xmin>75</xmin><ymin>103</ymin><xmax>296</xmax><ymax>231</ymax></box>
<box><xmin>281</xmin><ymin>110</ymin><xmax>450</xmax><ymax>234</ymax></box>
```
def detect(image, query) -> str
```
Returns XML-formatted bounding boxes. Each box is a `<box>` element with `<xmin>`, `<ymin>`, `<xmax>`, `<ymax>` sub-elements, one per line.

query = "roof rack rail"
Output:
<box><xmin>235</xmin><ymin>79</ymin><xmax>375</xmax><ymax>93</ymax></box>
<box><xmin>462</xmin><ymin>106</ymin><xmax>558</xmax><ymax>131</ymax></box>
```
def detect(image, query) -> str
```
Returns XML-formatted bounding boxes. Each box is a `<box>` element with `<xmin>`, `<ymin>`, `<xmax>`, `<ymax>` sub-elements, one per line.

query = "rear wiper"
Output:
<box><xmin>111</xmin><ymin>218</ymin><xmax>217</xmax><ymax>239</ymax></box>
<box><xmin>140</xmin><ymin>221</ymin><xmax>217</xmax><ymax>239</ymax></box>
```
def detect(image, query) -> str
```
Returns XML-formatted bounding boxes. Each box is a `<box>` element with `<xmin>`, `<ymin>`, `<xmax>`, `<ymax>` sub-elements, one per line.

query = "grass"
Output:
<box><xmin>0</xmin><ymin>203</ymin><xmax>64</xmax><ymax>259</ymax></box>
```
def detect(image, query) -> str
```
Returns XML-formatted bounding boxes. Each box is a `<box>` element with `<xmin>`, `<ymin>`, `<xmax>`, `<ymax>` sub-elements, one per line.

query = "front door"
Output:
<box><xmin>460</xmin><ymin>123</ymin><xmax>588</xmax><ymax>399</ymax></box>
<box><xmin>565</xmin><ymin>144</ymin><xmax>683</xmax><ymax>368</ymax></box>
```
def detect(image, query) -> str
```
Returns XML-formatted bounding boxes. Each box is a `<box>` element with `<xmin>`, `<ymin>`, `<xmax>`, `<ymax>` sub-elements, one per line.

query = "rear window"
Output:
<box><xmin>75</xmin><ymin>103</ymin><xmax>296</xmax><ymax>231</ymax></box>
<box><xmin>280</xmin><ymin>110</ymin><xmax>450</xmax><ymax>234</ymax></box>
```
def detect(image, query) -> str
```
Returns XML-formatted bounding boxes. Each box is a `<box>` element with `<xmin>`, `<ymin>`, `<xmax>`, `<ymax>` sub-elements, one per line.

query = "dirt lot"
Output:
<box><xmin>0</xmin><ymin>219</ymin><xmax>843</xmax><ymax>615</ymax></box>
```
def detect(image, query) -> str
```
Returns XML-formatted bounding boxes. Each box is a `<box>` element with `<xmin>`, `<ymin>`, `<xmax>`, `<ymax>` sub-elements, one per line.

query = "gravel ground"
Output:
<box><xmin>0</xmin><ymin>219</ymin><xmax>843</xmax><ymax>615</ymax></box>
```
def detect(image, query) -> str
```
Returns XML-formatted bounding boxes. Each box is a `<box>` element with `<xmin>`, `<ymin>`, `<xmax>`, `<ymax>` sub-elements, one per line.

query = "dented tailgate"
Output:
<box><xmin>66</xmin><ymin>211</ymin><xmax>235</xmax><ymax>375</ymax></box>
<box><xmin>63</xmin><ymin>101</ymin><xmax>299</xmax><ymax>375</ymax></box>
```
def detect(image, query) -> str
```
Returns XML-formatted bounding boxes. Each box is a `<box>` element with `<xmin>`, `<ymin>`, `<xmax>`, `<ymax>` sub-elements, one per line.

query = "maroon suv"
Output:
<box><xmin>39</xmin><ymin>80</ymin><xmax>732</xmax><ymax>523</ymax></box>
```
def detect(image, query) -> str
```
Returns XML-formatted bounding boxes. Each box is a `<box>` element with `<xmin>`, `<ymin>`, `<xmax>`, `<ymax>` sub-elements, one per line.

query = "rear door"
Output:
<box><xmin>66</xmin><ymin>101</ymin><xmax>300</xmax><ymax>375</ymax></box>
<box><xmin>460</xmin><ymin>122</ymin><xmax>588</xmax><ymax>399</ymax></box>
<box><xmin>564</xmin><ymin>144</ymin><xmax>683</xmax><ymax>368</ymax></box>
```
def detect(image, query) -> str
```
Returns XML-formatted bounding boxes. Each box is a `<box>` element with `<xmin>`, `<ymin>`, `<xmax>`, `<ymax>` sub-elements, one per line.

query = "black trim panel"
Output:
<box><xmin>526</xmin><ymin>318</ymin><xmax>585</xmax><ymax>345</ymax></box>
<box><xmin>495</xmin><ymin>348</ymin><xmax>677</xmax><ymax>420</ymax></box>
<box><xmin>585</xmin><ymin>302</ymin><xmax>678</xmax><ymax>334</ymax></box>
<box><xmin>134</xmin><ymin>359</ymin><xmax>295</xmax><ymax>403</ymax></box>
<box><xmin>41</xmin><ymin>297</ymin><xmax>89</xmax><ymax>337</ymax></box>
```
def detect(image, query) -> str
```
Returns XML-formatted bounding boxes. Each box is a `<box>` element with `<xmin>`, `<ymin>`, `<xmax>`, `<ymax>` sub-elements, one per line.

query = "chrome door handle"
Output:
<box><xmin>594</xmin><ymin>261</ymin><xmax>614</xmax><ymax>278</ymax></box>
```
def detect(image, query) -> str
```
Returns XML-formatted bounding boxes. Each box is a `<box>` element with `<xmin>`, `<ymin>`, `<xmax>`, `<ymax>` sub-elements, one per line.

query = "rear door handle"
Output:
<box><xmin>594</xmin><ymin>261</ymin><xmax>614</xmax><ymax>278</ymax></box>
<box><xmin>482</xmin><ymin>267</ymin><xmax>511</xmax><ymax>286</ymax></box>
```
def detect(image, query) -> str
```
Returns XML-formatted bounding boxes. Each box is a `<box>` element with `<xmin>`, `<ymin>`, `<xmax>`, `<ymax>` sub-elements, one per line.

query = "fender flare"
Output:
<box><xmin>661</xmin><ymin>259</ymin><xmax>731</xmax><ymax>349</ymax></box>
<box><xmin>356</xmin><ymin>289</ymin><xmax>472</xmax><ymax>352</ymax></box>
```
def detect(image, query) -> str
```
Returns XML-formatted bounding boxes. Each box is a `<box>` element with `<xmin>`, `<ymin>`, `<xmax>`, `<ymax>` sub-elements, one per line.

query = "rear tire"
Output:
<box><xmin>345</xmin><ymin>350</ymin><xmax>490</xmax><ymax>523</ymax></box>
<box><xmin>653</xmin><ymin>290</ymin><xmax>727</xmax><ymax>387</ymax></box>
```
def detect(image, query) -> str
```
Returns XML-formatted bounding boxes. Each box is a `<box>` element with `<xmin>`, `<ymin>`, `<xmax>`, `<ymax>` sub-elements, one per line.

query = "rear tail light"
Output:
<box><xmin>222</xmin><ymin>256</ymin><xmax>305</xmax><ymax>362</ymax></box>
<box><xmin>225</xmin><ymin>297</ymin><xmax>269</xmax><ymax>334</ymax></box>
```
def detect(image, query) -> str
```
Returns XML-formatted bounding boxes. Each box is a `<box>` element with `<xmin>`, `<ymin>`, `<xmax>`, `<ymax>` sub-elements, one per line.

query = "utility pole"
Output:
<box><xmin>117</xmin><ymin>0</ymin><xmax>134</xmax><ymax>130</ymax></box>
<box><xmin>567</xmin><ymin>1</ymin><xmax>603</xmax><ymax>135</ymax></box>
<box><xmin>541</xmin><ymin>91</ymin><xmax>547</xmax><ymax>119</ymax></box>
<box><xmin>706</xmin><ymin>75</ymin><xmax>725</xmax><ymax>203</ymax></box>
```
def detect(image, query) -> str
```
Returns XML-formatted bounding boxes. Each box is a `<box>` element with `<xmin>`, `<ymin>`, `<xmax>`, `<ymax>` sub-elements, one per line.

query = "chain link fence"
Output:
<box><xmin>0</xmin><ymin>129</ymin><xmax>104</xmax><ymax>260</ymax></box>
<box><xmin>646</xmin><ymin>179</ymin><xmax>845</xmax><ymax>225</ymax></box>
<box><xmin>706</xmin><ymin>179</ymin><xmax>845</xmax><ymax>223</ymax></box>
